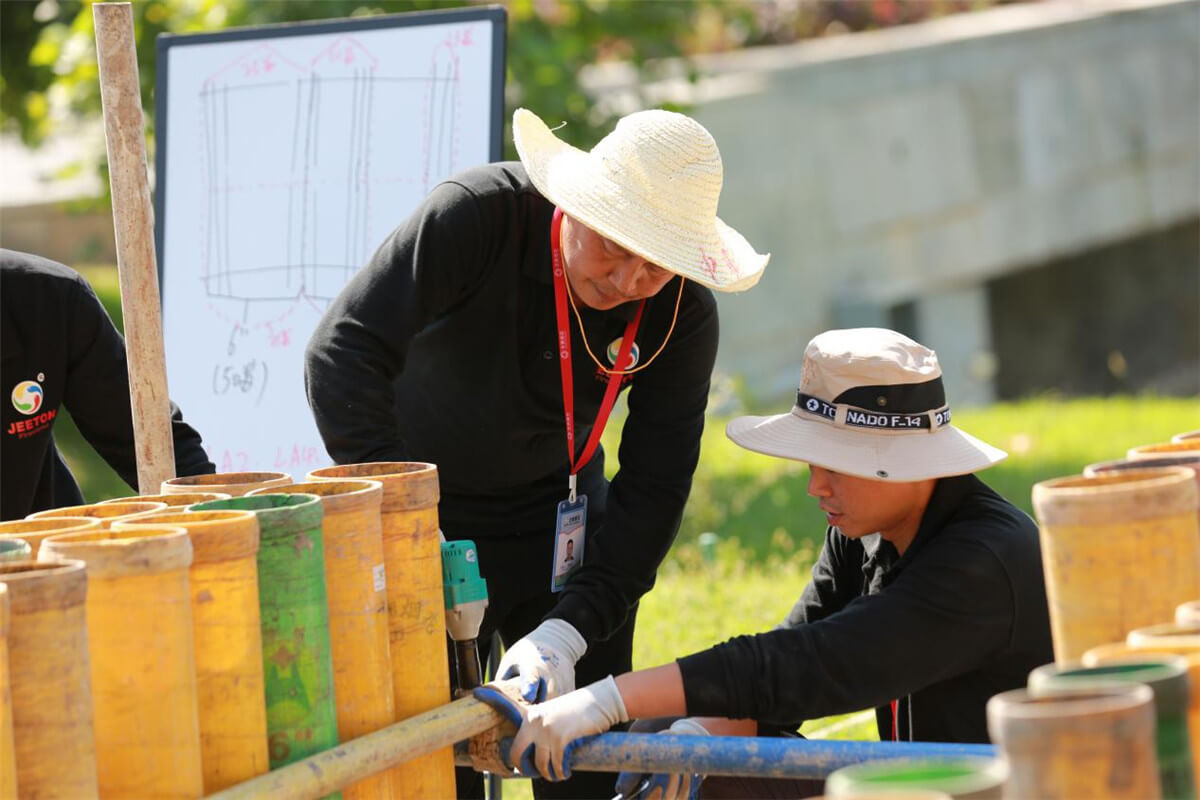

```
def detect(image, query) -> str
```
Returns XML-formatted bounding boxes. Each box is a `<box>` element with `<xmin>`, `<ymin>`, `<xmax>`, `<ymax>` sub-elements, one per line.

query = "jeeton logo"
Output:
<box><xmin>11</xmin><ymin>379</ymin><xmax>43</xmax><ymax>415</ymax></box>
<box><xmin>606</xmin><ymin>337</ymin><xmax>640</xmax><ymax>369</ymax></box>
<box><xmin>8</xmin><ymin>376</ymin><xmax>56</xmax><ymax>439</ymax></box>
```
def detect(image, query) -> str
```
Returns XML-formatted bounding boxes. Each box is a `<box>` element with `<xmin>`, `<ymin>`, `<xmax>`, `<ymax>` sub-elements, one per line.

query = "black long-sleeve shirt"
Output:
<box><xmin>1</xmin><ymin>249</ymin><xmax>215</xmax><ymax>520</ymax></box>
<box><xmin>678</xmin><ymin>474</ymin><xmax>1054</xmax><ymax>743</ymax></box>
<box><xmin>305</xmin><ymin>163</ymin><xmax>719</xmax><ymax>644</ymax></box>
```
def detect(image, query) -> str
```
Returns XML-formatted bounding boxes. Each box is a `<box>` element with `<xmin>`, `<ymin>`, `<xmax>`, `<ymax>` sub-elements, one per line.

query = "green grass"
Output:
<box><xmin>612</xmin><ymin>394</ymin><xmax>1199</xmax><ymax>569</ymax></box>
<box><xmin>55</xmin><ymin>267</ymin><xmax>1199</xmax><ymax>795</ymax></box>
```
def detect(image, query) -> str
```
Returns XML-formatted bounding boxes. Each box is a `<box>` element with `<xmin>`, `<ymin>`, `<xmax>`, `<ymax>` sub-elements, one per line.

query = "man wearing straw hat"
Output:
<box><xmin>476</xmin><ymin>327</ymin><xmax>1054</xmax><ymax>798</ymax></box>
<box><xmin>306</xmin><ymin>107</ymin><xmax>768</xmax><ymax>797</ymax></box>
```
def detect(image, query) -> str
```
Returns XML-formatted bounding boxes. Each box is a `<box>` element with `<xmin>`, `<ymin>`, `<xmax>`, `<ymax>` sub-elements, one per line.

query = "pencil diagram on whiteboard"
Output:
<box><xmin>157</xmin><ymin>8</ymin><xmax>503</xmax><ymax>472</ymax></box>
<box><xmin>196</xmin><ymin>35</ymin><xmax>461</xmax><ymax>325</ymax></box>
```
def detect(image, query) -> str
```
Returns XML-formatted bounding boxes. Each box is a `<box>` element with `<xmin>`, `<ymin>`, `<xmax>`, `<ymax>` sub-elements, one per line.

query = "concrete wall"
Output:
<box><xmin>0</xmin><ymin>123</ymin><xmax>113</xmax><ymax>265</ymax></box>
<box><xmin>989</xmin><ymin>218</ymin><xmax>1199</xmax><ymax>397</ymax></box>
<box><xmin>589</xmin><ymin>0</ymin><xmax>1200</xmax><ymax>406</ymax></box>
<box><xmin>1</xmin><ymin>202</ymin><xmax>118</xmax><ymax>266</ymax></box>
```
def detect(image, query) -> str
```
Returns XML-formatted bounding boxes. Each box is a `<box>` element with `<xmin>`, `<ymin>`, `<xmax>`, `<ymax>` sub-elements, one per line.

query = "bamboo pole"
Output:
<box><xmin>206</xmin><ymin>693</ymin><xmax>505</xmax><ymax>800</ymax></box>
<box><xmin>94</xmin><ymin>2</ymin><xmax>176</xmax><ymax>493</ymax></box>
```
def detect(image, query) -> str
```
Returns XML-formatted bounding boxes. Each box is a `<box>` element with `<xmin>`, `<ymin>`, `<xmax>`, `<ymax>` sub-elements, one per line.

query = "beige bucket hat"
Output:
<box><xmin>513</xmin><ymin>107</ymin><xmax>768</xmax><ymax>292</ymax></box>
<box><xmin>726</xmin><ymin>328</ymin><xmax>1007</xmax><ymax>481</ymax></box>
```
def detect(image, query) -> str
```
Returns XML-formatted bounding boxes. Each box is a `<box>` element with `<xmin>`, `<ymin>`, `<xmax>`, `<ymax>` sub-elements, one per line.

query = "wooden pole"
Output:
<box><xmin>93</xmin><ymin>2</ymin><xmax>176</xmax><ymax>493</ymax></box>
<box><xmin>206</xmin><ymin>693</ymin><xmax>506</xmax><ymax>800</ymax></box>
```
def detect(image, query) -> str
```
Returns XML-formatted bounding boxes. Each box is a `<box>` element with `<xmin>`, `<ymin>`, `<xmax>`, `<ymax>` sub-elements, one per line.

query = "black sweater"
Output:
<box><xmin>305</xmin><ymin>163</ymin><xmax>719</xmax><ymax>643</ymax></box>
<box><xmin>1</xmin><ymin>250</ymin><xmax>215</xmax><ymax>520</ymax></box>
<box><xmin>678</xmin><ymin>474</ymin><xmax>1054</xmax><ymax>743</ymax></box>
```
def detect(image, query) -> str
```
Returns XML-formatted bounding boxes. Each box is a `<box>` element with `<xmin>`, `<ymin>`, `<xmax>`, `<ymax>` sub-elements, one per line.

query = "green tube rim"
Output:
<box><xmin>826</xmin><ymin>756</ymin><xmax>1009</xmax><ymax>794</ymax></box>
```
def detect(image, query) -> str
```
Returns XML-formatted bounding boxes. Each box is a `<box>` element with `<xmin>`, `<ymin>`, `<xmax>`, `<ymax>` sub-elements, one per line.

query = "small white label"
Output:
<box><xmin>372</xmin><ymin>563</ymin><xmax>386</xmax><ymax>592</ymax></box>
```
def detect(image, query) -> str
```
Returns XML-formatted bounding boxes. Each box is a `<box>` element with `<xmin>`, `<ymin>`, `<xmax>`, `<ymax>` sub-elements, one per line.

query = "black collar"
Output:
<box><xmin>860</xmin><ymin>474</ymin><xmax>978</xmax><ymax>582</ymax></box>
<box><xmin>893</xmin><ymin>474</ymin><xmax>977</xmax><ymax>569</ymax></box>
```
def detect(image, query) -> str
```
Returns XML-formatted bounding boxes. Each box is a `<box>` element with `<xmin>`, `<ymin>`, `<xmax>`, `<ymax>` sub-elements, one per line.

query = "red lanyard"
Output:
<box><xmin>550</xmin><ymin>207</ymin><xmax>644</xmax><ymax>500</ymax></box>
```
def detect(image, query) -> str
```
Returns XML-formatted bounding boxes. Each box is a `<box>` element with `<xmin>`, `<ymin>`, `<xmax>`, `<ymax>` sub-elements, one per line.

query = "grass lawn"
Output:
<box><xmin>53</xmin><ymin>267</ymin><xmax>1198</xmax><ymax>795</ymax></box>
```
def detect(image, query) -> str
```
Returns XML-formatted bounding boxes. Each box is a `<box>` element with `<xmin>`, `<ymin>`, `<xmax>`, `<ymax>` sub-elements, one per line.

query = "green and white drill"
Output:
<box><xmin>441</xmin><ymin>540</ymin><xmax>489</xmax><ymax>693</ymax></box>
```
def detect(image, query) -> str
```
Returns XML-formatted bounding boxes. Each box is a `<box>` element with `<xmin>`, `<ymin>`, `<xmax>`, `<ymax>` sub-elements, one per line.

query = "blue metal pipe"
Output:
<box><xmin>458</xmin><ymin>733</ymin><xmax>997</xmax><ymax>779</ymax></box>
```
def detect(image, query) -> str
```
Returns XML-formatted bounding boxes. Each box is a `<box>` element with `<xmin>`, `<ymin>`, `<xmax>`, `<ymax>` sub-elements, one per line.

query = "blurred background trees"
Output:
<box><xmin>1</xmin><ymin>0</ymin><xmax>1019</xmax><ymax>175</ymax></box>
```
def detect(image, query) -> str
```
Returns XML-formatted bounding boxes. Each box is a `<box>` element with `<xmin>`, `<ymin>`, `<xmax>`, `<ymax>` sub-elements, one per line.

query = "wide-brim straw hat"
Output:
<box><xmin>513</xmin><ymin>107</ymin><xmax>768</xmax><ymax>292</ymax></box>
<box><xmin>726</xmin><ymin>328</ymin><xmax>1006</xmax><ymax>481</ymax></box>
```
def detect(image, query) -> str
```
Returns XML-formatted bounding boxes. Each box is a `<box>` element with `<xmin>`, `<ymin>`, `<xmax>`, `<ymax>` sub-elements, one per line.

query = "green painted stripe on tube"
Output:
<box><xmin>1029</xmin><ymin>658</ymin><xmax>1197</xmax><ymax>800</ymax></box>
<box><xmin>825</xmin><ymin>755</ymin><xmax>1009</xmax><ymax>799</ymax></box>
<box><xmin>192</xmin><ymin>494</ymin><xmax>340</xmax><ymax>797</ymax></box>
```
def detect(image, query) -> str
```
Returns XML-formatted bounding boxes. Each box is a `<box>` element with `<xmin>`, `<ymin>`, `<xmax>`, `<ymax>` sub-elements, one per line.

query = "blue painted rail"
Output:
<box><xmin>457</xmin><ymin>733</ymin><xmax>997</xmax><ymax>779</ymax></box>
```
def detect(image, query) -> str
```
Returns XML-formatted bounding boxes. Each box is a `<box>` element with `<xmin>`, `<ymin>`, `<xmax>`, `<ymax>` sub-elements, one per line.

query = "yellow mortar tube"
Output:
<box><xmin>114</xmin><ymin>511</ymin><xmax>269</xmax><ymax>793</ymax></box>
<box><xmin>1032</xmin><ymin>467</ymin><xmax>1200</xmax><ymax>661</ymax></box>
<box><xmin>0</xmin><ymin>584</ymin><xmax>15</xmax><ymax>800</ymax></box>
<box><xmin>99</xmin><ymin>491</ymin><xmax>232</xmax><ymax>507</ymax></box>
<box><xmin>161</xmin><ymin>471</ymin><xmax>292</xmax><ymax>497</ymax></box>
<box><xmin>0</xmin><ymin>559</ymin><xmax>98</xmax><ymax>797</ymax></box>
<box><xmin>1130</xmin><ymin>441</ymin><xmax>1200</xmax><ymax>459</ymax></box>
<box><xmin>1084</xmin><ymin>639</ymin><xmax>1200</xmax><ymax>778</ymax></box>
<box><xmin>308</xmin><ymin>462</ymin><xmax>454</xmax><ymax>798</ymax></box>
<box><xmin>987</xmin><ymin>684</ymin><xmax>1160</xmax><ymax>799</ymax></box>
<box><xmin>248</xmin><ymin>480</ymin><xmax>395</xmax><ymax>800</ymax></box>
<box><xmin>27</xmin><ymin>500</ymin><xmax>168</xmax><ymax>527</ymax></box>
<box><xmin>1085</xmin><ymin>454</ymin><xmax>1200</xmax><ymax>531</ymax></box>
<box><xmin>1123</xmin><ymin>622</ymin><xmax>1200</xmax><ymax>774</ymax></box>
<box><xmin>40</xmin><ymin>526</ymin><xmax>204</xmax><ymax>798</ymax></box>
<box><xmin>0</xmin><ymin>516</ymin><xmax>100</xmax><ymax>558</ymax></box>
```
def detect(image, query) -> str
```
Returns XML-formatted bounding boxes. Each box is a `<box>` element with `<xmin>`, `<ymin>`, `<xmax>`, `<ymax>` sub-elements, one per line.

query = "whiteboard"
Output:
<box><xmin>155</xmin><ymin>7</ymin><xmax>505</xmax><ymax>476</ymax></box>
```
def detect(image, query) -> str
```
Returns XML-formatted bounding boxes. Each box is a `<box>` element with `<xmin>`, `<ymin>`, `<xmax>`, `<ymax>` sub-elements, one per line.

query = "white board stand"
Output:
<box><xmin>155</xmin><ymin>6</ymin><xmax>506</xmax><ymax>474</ymax></box>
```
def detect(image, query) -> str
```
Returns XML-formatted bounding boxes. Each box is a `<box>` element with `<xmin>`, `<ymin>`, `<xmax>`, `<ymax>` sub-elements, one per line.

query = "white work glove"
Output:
<box><xmin>496</xmin><ymin>618</ymin><xmax>587</xmax><ymax>703</ymax></box>
<box><xmin>613</xmin><ymin>718</ymin><xmax>710</xmax><ymax>800</ymax></box>
<box><xmin>475</xmin><ymin>675</ymin><xmax>628</xmax><ymax>782</ymax></box>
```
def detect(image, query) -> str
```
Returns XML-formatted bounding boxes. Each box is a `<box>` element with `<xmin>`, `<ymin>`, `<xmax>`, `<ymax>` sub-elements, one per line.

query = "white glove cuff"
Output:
<box><xmin>667</xmin><ymin>717</ymin><xmax>711</xmax><ymax>737</ymax></box>
<box><xmin>585</xmin><ymin>675</ymin><xmax>630</xmax><ymax>726</ymax></box>
<box><xmin>532</xmin><ymin>618</ymin><xmax>587</xmax><ymax>662</ymax></box>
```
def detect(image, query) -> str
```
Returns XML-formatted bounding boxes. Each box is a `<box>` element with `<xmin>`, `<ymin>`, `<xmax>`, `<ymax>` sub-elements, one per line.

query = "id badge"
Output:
<box><xmin>551</xmin><ymin>494</ymin><xmax>587</xmax><ymax>593</ymax></box>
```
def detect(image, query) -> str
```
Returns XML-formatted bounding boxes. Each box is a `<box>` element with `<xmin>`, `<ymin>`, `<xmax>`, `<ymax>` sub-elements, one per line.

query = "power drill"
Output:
<box><xmin>442</xmin><ymin>540</ymin><xmax>489</xmax><ymax>693</ymax></box>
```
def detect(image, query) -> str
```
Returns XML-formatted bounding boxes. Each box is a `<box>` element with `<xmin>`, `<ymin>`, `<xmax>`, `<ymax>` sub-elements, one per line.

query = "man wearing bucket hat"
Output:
<box><xmin>305</xmin><ymin>108</ymin><xmax>767</xmax><ymax>797</ymax></box>
<box><xmin>475</xmin><ymin>328</ymin><xmax>1054</xmax><ymax>797</ymax></box>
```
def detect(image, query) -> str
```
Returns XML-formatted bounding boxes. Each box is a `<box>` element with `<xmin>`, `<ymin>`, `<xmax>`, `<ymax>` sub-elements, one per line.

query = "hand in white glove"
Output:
<box><xmin>613</xmin><ymin>718</ymin><xmax>710</xmax><ymax>800</ymax></box>
<box><xmin>496</xmin><ymin>618</ymin><xmax>586</xmax><ymax>703</ymax></box>
<box><xmin>474</xmin><ymin>675</ymin><xmax>628</xmax><ymax>782</ymax></box>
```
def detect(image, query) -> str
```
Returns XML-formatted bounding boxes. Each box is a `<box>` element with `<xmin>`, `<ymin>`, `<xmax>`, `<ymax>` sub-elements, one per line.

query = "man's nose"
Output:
<box><xmin>611</xmin><ymin>258</ymin><xmax>647</xmax><ymax>297</ymax></box>
<box><xmin>807</xmin><ymin>467</ymin><xmax>831</xmax><ymax>498</ymax></box>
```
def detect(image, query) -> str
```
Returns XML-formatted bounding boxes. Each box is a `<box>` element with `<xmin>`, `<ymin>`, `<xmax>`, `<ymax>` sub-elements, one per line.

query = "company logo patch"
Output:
<box><xmin>11</xmin><ymin>380</ymin><xmax>43</xmax><ymax>415</ymax></box>
<box><xmin>606</xmin><ymin>338</ymin><xmax>640</xmax><ymax>369</ymax></box>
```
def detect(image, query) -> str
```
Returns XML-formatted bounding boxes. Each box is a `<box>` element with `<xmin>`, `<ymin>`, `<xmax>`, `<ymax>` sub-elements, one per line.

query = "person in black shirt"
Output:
<box><xmin>1</xmin><ymin>249</ymin><xmax>215</xmax><ymax>520</ymax></box>
<box><xmin>476</xmin><ymin>327</ymin><xmax>1054</xmax><ymax>798</ymax></box>
<box><xmin>304</xmin><ymin>108</ymin><xmax>769</xmax><ymax>798</ymax></box>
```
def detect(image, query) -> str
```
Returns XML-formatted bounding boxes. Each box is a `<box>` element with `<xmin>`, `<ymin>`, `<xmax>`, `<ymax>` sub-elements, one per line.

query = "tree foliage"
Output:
<box><xmin>2</xmin><ymin>0</ymin><xmax>1004</xmax><ymax>190</ymax></box>
<box><xmin>2</xmin><ymin>0</ymin><xmax>755</xmax><ymax>166</ymax></box>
